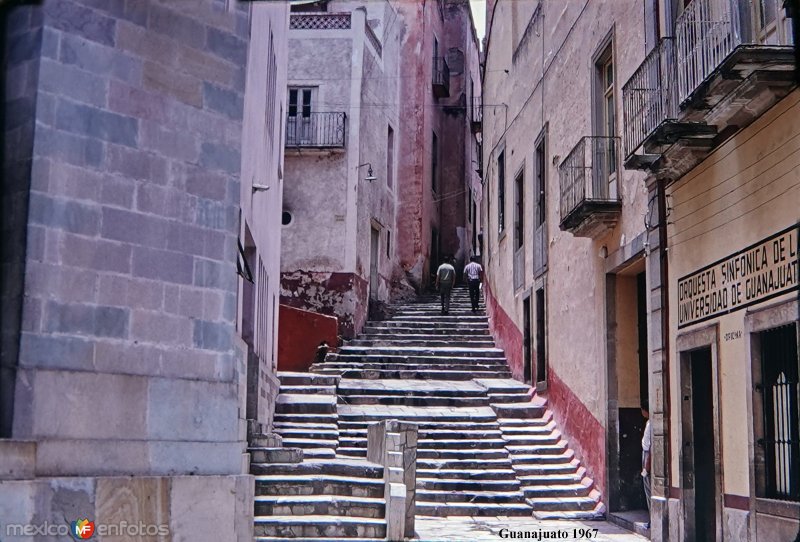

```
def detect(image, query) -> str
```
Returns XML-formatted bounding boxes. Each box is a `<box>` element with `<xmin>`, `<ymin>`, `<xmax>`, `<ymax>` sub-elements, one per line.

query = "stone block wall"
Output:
<box><xmin>7</xmin><ymin>0</ymin><xmax>251</xmax><ymax>477</ymax></box>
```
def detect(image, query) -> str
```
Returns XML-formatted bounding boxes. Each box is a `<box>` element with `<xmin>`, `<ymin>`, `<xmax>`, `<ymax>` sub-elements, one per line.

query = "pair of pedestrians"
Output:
<box><xmin>435</xmin><ymin>256</ymin><xmax>483</xmax><ymax>314</ymax></box>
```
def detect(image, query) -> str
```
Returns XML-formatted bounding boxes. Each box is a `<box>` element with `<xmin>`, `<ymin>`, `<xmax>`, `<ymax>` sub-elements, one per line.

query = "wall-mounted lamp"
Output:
<box><xmin>356</xmin><ymin>162</ymin><xmax>377</xmax><ymax>182</ymax></box>
<box><xmin>252</xmin><ymin>184</ymin><xmax>270</xmax><ymax>192</ymax></box>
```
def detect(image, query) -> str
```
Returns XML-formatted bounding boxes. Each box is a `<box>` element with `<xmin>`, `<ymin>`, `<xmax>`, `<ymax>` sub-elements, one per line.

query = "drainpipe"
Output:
<box><xmin>656</xmin><ymin>176</ymin><xmax>672</xmax><ymax>532</ymax></box>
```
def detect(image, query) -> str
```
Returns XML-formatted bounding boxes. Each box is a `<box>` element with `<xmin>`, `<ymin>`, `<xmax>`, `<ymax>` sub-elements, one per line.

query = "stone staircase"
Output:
<box><xmin>256</xmin><ymin>288</ymin><xmax>603</xmax><ymax>539</ymax></box>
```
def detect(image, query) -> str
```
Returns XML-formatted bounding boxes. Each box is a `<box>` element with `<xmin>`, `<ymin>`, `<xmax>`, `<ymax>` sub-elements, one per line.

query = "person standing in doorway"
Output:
<box><xmin>435</xmin><ymin>256</ymin><xmax>456</xmax><ymax>315</ymax></box>
<box><xmin>464</xmin><ymin>256</ymin><xmax>483</xmax><ymax>312</ymax></box>
<box><xmin>642</xmin><ymin>403</ymin><xmax>652</xmax><ymax>528</ymax></box>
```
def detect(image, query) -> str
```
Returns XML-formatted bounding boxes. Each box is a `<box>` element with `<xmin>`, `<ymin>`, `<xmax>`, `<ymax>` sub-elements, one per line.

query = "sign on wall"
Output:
<box><xmin>677</xmin><ymin>224</ymin><xmax>799</xmax><ymax>329</ymax></box>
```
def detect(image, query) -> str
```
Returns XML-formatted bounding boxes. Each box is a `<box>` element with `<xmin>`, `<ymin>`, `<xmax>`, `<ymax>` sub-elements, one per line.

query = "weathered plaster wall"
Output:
<box><xmin>483</xmin><ymin>0</ymin><xmax>647</xmax><ymax>492</ymax></box>
<box><xmin>481</xmin><ymin>0</ymin><xmax>651</xmax><ymax>500</ymax></box>
<box><xmin>665</xmin><ymin>90</ymin><xmax>800</xmax><ymax>517</ymax></box>
<box><xmin>239</xmin><ymin>1</ymin><xmax>289</xmax><ymax>431</ymax></box>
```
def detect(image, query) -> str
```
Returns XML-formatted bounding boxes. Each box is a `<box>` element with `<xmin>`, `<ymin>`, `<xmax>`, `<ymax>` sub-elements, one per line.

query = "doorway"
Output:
<box><xmin>606</xmin><ymin>260</ymin><xmax>649</xmax><ymax>517</ymax></box>
<box><xmin>370</xmin><ymin>226</ymin><xmax>380</xmax><ymax>300</ymax></box>
<box><xmin>682</xmin><ymin>346</ymin><xmax>718</xmax><ymax>542</ymax></box>
<box><xmin>535</xmin><ymin>287</ymin><xmax>547</xmax><ymax>387</ymax></box>
<box><xmin>523</xmin><ymin>296</ymin><xmax>532</xmax><ymax>384</ymax></box>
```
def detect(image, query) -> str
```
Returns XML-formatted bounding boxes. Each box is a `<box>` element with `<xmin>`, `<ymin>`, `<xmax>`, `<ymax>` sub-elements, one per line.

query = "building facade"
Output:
<box><xmin>0</xmin><ymin>1</ymin><xmax>288</xmax><ymax>538</ymax></box>
<box><xmin>621</xmin><ymin>1</ymin><xmax>798</xmax><ymax>540</ymax></box>
<box><xmin>482</xmin><ymin>0</ymin><xmax>798</xmax><ymax>539</ymax></box>
<box><xmin>280</xmin><ymin>0</ymin><xmax>481</xmax><ymax>339</ymax></box>
<box><xmin>481</xmin><ymin>0</ymin><xmax>652</xmax><ymax>517</ymax></box>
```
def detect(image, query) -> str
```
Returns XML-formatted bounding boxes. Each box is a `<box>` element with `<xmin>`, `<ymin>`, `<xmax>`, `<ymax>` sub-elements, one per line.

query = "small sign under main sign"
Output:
<box><xmin>677</xmin><ymin>224</ymin><xmax>799</xmax><ymax>329</ymax></box>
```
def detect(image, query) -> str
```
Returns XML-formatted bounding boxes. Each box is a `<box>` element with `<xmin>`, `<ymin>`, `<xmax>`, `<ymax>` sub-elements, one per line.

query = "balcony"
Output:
<box><xmin>622</xmin><ymin>0</ymin><xmax>795</xmax><ymax>179</ymax></box>
<box><xmin>558</xmin><ymin>136</ymin><xmax>622</xmax><ymax>238</ymax></box>
<box><xmin>432</xmin><ymin>57</ymin><xmax>450</xmax><ymax>98</ymax></box>
<box><xmin>471</xmin><ymin>95</ymin><xmax>482</xmax><ymax>133</ymax></box>
<box><xmin>285</xmin><ymin>112</ymin><xmax>347</xmax><ymax>149</ymax></box>
<box><xmin>622</xmin><ymin>38</ymin><xmax>717</xmax><ymax>169</ymax></box>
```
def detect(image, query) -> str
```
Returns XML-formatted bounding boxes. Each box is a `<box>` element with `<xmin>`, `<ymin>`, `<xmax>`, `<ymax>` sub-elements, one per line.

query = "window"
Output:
<box><xmin>535</xmin><ymin>137</ymin><xmax>546</xmax><ymax>226</ymax></box>
<box><xmin>431</xmin><ymin>131</ymin><xmax>439</xmax><ymax>193</ymax></box>
<box><xmin>387</xmin><ymin>125</ymin><xmax>394</xmax><ymax>189</ymax></box>
<box><xmin>497</xmin><ymin>150</ymin><xmax>505</xmax><ymax>233</ymax></box>
<box><xmin>288</xmin><ymin>87</ymin><xmax>314</xmax><ymax>145</ymax></box>
<box><xmin>758</xmin><ymin>323</ymin><xmax>799</xmax><ymax>502</ymax></box>
<box><xmin>594</xmin><ymin>43</ymin><xmax>617</xmax><ymax>198</ymax></box>
<box><xmin>386</xmin><ymin>230</ymin><xmax>391</xmax><ymax>259</ymax></box>
<box><xmin>265</xmin><ymin>30</ymin><xmax>277</xmax><ymax>142</ymax></box>
<box><xmin>514</xmin><ymin>170</ymin><xmax>524</xmax><ymax>250</ymax></box>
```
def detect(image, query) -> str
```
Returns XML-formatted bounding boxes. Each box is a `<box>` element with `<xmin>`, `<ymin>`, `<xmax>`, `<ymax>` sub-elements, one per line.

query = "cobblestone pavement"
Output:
<box><xmin>415</xmin><ymin>516</ymin><xmax>648</xmax><ymax>541</ymax></box>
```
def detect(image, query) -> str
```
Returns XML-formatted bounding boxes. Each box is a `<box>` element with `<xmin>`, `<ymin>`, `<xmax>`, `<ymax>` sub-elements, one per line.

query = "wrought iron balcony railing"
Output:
<box><xmin>432</xmin><ymin>56</ymin><xmax>450</xmax><ymax>98</ymax></box>
<box><xmin>675</xmin><ymin>0</ymin><xmax>745</xmax><ymax>104</ymax></box>
<box><xmin>622</xmin><ymin>38</ymin><xmax>679</xmax><ymax>159</ymax></box>
<box><xmin>286</xmin><ymin>112</ymin><xmax>347</xmax><ymax>148</ymax></box>
<box><xmin>471</xmin><ymin>95</ymin><xmax>483</xmax><ymax>133</ymax></box>
<box><xmin>558</xmin><ymin>136</ymin><xmax>621</xmax><ymax>235</ymax></box>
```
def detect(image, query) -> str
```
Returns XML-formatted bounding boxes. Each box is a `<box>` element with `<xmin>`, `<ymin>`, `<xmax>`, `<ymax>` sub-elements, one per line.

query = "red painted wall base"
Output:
<box><xmin>483</xmin><ymin>278</ymin><xmax>606</xmax><ymax>496</ymax></box>
<box><xmin>277</xmin><ymin>304</ymin><xmax>338</xmax><ymax>373</ymax></box>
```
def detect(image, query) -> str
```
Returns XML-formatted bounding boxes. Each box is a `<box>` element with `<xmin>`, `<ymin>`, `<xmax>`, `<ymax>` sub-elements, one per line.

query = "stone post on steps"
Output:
<box><xmin>367</xmin><ymin>420</ymin><xmax>418</xmax><ymax>540</ymax></box>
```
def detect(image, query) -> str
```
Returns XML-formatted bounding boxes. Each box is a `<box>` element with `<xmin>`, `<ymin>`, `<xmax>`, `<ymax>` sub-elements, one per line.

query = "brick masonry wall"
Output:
<box><xmin>10</xmin><ymin>0</ymin><xmax>252</xmax><ymax>477</ymax></box>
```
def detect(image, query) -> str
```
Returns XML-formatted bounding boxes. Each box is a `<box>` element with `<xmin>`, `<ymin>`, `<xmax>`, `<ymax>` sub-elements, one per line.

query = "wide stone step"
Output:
<box><xmin>280</xmin><ymin>385</ymin><xmax>337</xmax><ymax>394</ymax></box>
<box><xmin>416</xmin><ymin>489</ymin><xmax>526</xmax><ymax>503</ymax></box>
<box><xmin>417</xmin><ymin>457</ymin><xmax>512</xmax><ymax>470</ymax></box>
<box><xmin>497</xmin><ymin>412</ymin><xmax>553</xmax><ymax>427</ymax></box>
<box><xmin>475</xmin><ymin>378</ymin><xmax>532</xmax><ymax>394</ymax></box>
<box><xmin>337</xmin><ymin>405</ymin><xmax>498</xmax><ymax>424</ymax></box>
<box><xmin>278</xmin><ymin>372</ymin><xmax>340</xmax><ymax>386</ymax></box>
<box><xmin>503</xmin><ymin>433</ymin><xmax>562</xmax><ymax>446</ymax></box>
<box><xmin>491</xmin><ymin>401</ymin><xmax>547</xmax><ymax>419</ymax></box>
<box><xmin>347</xmin><ymin>339</ymin><xmax>496</xmax><ymax>348</ymax></box>
<box><xmin>390</xmin><ymin>315</ymin><xmax>489</xmax><ymax>324</ymax></box>
<box><xmin>275</xmin><ymin>394</ymin><xmax>337</xmax><ymax>415</ymax></box>
<box><xmin>317</xmin><ymin>361</ymin><xmax>510</xmax><ymax>373</ymax></box>
<box><xmin>254</xmin><ymin>495</ymin><xmax>385</xmax><ymax>518</ymax></box>
<box><xmin>337</xmin><ymin>394</ymin><xmax>490</xmax><ymax>407</ymax></box>
<box><xmin>254</xmin><ymin>474</ymin><xmax>384</xmax><ymax>498</ymax></box>
<box><xmin>339</xmin><ymin>436</ymin><xmax>508</xmax><ymax>450</ymax></box>
<box><xmin>279</xmin><ymin>438</ymin><xmax>339</xmax><ymax>450</ymax></box>
<box><xmin>337</xmin><ymin>379</ymin><xmax>489</xmax><ymax>397</ymax></box>
<box><xmin>366</xmin><ymin>323</ymin><xmax>489</xmax><ymax>332</ymax></box>
<box><xmin>489</xmin><ymin>393</ymin><xmax>534</xmax><ymax>404</ymax></box>
<box><xmin>523</xmin><ymin>480</ymin><xmax>593</xmax><ymax>499</ymax></box>
<box><xmin>511</xmin><ymin>460</ymin><xmax>580</xmax><ymax>476</ymax></box>
<box><xmin>339</xmin><ymin>427</ymin><xmax>504</xmax><ymax>441</ymax></box>
<box><xmin>510</xmin><ymin>449</ymin><xmax>575</xmax><ymax>465</ymax></box>
<box><xmin>274</xmin><ymin>413</ymin><xmax>339</xmax><ymax>425</ymax></box>
<box><xmin>506</xmin><ymin>441</ymin><xmax>569</xmax><ymax>456</ymax></box>
<box><xmin>415</xmin><ymin>501</ymin><xmax>532</xmax><ymax>516</ymax></box>
<box><xmin>416</xmin><ymin>468</ymin><xmax>518</xmax><ymax>480</ymax></box>
<box><xmin>253</xmin><ymin>515</ymin><xmax>386</xmax><ymax>539</ymax></box>
<box><xmin>517</xmin><ymin>468</ymin><xmax>586</xmax><ymax>487</ymax></box>
<box><xmin>500</xmin><ymin>421</ymin><xmax>557</xmax><ymax>435</ymax></box>
<box><xmin>325</xmin><ymin>354</ymin><xmax>509</xmax><ymax>365</ymax></box>
<box><xmin>337</xmin><ymin>420</ymin><xmax>500</xmax><ymax>432</ymax></box>
<box><xmin>417</xmin><ymin>478</ymin><xmax>521</xmax><ymax>492</ymax></box>
<box><xmin>336</xmin><ymin>346</ymin><xmax>505</xmax><ymax>358</ymax></box>
<box><xmin>527</xmin><ymin>490</ymin><xmax>602</xmax><ymax>512</ymax></box>
<box><xmin>315</xmin><ymin>368</ymin><xmax>511</xmax><ymax>381</ymax></box>
<box><xmin>301</xmin><ymin>448</ymin><xmax>338</xmax><ymax>459</ymax></box>
<box><xmin>251</xmin><ymin>459</ymin><xmax>384</xmax><ymax>479</ymax></box>
<box><xmin>248</xmin><ymin>447</ymin><xmax>304</xmax><ymax>464</ymax></box>
<box><xmin>274</xmin><ymin>421</ymin><xmax>339</xmax><ymax>431</ymax></box>
<box><xmin>275</xmin><ymin>427</ymin><xmax>340</xmax><ymax>440</ymax></box>
<box><xmin>531</xmin><ymin>501</ymin><xmax>605</xmax><ymax>520</ymax></box>
<box><xmin>361</xmin><ymin>329</ymin><xmax>490</xmax><ymax>338</ymax></box>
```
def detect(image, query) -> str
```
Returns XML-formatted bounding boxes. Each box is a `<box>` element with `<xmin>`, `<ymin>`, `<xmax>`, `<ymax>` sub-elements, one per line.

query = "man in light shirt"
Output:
<box><xmin>463</xmin><ymin>256</ymin><xmax>483</xmax><ymax>312</ymax></box>
<box><xmin>435</xmin><ymin>256</ymin><xmax>456</xmax><ymax>314</ymax></box>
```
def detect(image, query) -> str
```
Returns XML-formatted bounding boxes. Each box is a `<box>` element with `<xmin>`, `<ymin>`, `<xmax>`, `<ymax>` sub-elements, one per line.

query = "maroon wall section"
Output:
<box><xmin>484</xmin><ymin>280</ymin><xmax>523</xmax><ymax>380</ymax></box>
<box><xmin>277</xmin><ymin>304</ymin><xmax>338</xmax><ymax>373</ymax></box>
<box><xmin>547</xmin><ymin>368</ymin><xmax>606</xmax><ymax>496</ymax></box>
<box><xmin>281</xmin><ymin>271</ymin><xmax>368</xmax><ymax>338</ymax></box>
